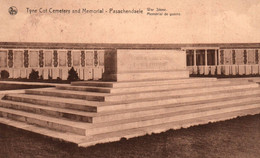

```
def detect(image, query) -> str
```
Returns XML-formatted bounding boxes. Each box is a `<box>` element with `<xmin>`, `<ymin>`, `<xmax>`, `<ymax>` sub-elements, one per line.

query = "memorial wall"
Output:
<box><xmin>0</xmin><ymin>49</ymin><xmax>105</xmax><ymax>80</ymax></box>
<box><xmin>185</xmin><ymin>48</ymin><xmax>260</xmax><ymax>75</ymax></box>
<box><xmin>1</xmin><ymin>44</ymin><xmax>260</xmax><ymax>79</ymax></box>
<box><xmin>222</xmin><ymin>49</ymin><xmax>259</xmax><ymax>65</ymax></box>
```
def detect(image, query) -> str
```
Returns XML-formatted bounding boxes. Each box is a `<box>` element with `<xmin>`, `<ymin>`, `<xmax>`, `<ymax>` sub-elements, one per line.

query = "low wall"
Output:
<box><xmin>0</xmin><ymin>49</ymin><xmax>105</xmax><ymax>80</ymax></box>
<box><xmin>0</xmin><ymin>67</ymin><xmax>104</xmax><ymax>80</ymax></box>
<box><xmin>188</xmin><ymin>65</ymin><xmax>260</xmax><ymax>76</ymax></box>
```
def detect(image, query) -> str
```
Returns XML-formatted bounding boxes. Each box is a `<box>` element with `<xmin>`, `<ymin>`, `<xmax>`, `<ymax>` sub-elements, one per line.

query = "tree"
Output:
<box><xmin>29</xmin><ymin>69</ymin><xmax>39</xmax><ymax>80</ymax></box>
<box><xmin>0</xmin><ymin>70</ymin><xmax>9</xmax><ymax>79</ymax></box>
<box><xmin>67</xmin><ymin>67</ymin><xmax>79</xmax><ymax>81</ymax></box>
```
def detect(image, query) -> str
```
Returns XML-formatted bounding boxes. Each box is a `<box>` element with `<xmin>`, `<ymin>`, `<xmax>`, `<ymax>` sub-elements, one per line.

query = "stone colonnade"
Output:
<box><xmin>185</xmin><ymin>47</ymin><xmax>260</xmax><ymax>75</ymax></box>
<box><xmin>1</xmin><ymin>47</ymin><xmax>260</xmax><ymax>79</ymax></box>
<box><xmin>0</xmin><ymin>49</ymin><xmax>105</xmax><ymax>80</ymax></box>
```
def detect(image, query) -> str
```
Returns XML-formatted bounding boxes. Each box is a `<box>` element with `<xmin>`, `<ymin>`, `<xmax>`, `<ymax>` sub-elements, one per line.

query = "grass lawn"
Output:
<box><xmin>0</xmin><ymin>114</ymin><xmax>259</xmax><ymax>158</ymax></box>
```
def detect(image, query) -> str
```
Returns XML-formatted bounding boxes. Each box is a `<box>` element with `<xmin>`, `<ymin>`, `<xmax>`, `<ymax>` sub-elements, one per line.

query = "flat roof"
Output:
<box><xmin>0</xmin><ymin>42</ymin><xmax>260</xmax><ymax>50</ymax></box>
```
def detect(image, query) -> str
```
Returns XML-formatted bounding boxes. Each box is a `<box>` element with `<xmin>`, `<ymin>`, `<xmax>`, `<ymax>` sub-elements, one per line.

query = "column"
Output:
<box><xmin>194</xmin><ymin>49</ymin><xmax>196</xmax><ymax>66</ymax></box>
<box><xmin>205</xmin><ymin>49</ymin><xmax>208</xmax><ymax>66</ymax></box>
<box><xmin>246</xmin><ymin>50</ymin><xmax>250</xmax><ymax>75</ymax></box>
<box><xmin>205</xmin><ymin>49</ymin><xmax>208</xmax><ymax>74</ymax></box>
<box><xmin>214</xmin><ymin>49</ymin><xmax>218</xmax><ymax>75</ymax></box>
<box><xmin>7</xmin><ymin>50</ymin><xmax>13</xmax><ymax>78</ymax></box>
<box><xmin>53</xmin><ymin>50</ymin><xmax>59</xmax><ymax>79</ymax></box>
<box><xmin>246</xmin><ymin>50</ymin><xmax>249</xmax><ymax>65</ymax></box>
<box><xmin>215</xmin><ymin>49</ymin><xmax>218</xmax><ymax>65</ymax></box>
<box><xmin>193</xmin><ymin>49</ymin><xmax>197</xmax><ymax>74</ymax></box>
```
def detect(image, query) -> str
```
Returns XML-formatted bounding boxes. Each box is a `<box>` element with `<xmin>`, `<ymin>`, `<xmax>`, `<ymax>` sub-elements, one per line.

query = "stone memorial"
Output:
<box><xmin>102</xmin><ymin>49</ymin><xmax>189</xmax><ymax>81</ymax></box>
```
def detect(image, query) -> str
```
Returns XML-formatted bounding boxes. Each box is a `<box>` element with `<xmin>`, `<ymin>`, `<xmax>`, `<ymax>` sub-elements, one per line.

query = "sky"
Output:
<box><xmin>0</xmin><ymin>0</ymin><xmax>260</xmax><ymax>44</ymax></box>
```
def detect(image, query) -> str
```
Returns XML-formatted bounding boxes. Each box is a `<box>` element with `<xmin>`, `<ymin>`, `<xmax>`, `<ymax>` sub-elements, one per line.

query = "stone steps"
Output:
<box><xmin>25</xmin><ymin>88</ymin><xmax>107</xmax><ymax>101</ymax></box>
<box><xmin>83</xmin><ymin>103</ymin><xmax>260</xmax><ymax>136</ymax></box>
<box><xmin>24</xmin><ymin>83</ymin><xmax>257</xmax><ymax>102</ymax></box>
<box><xmin>104</xmin><ymin>83</ymin><xmax>258</xmax><ymax>102</ymax></box>
<box><xmin>2</xmin><ymin>93</ymin><xmax>259</xmax><ymax>124</ymax></box>
<box><xmin>7</xmin><ymin>88</ymin><xmax>260</xmax><ymax>114</ymax></box>
<box><xmin>0</xmin><ymin>78</ymin><xmax>260</xmax><ymax>147</ymax></box>
<box><xmin>91</xmin><ymin>95</ymin><xmax>260</xmax><ymax>123</ymax></box>
<box><xmin>99</xmin><ymin>88</ymin><xmax>260</xmax><ymax>112</ymax></box>
<box><xmin>56</xmin><ymin>80</ymin><xmax>230</xmax><ymax>94</ymax></box>
<box><xmin>0</xmin><ymin>117</ymin><xmax>86</xmax><ymax>144</ymax></box>
<box><xmin>3</xmin><ymin>94</ymin><xmax>99</xmax><ymax>112</ymax></box>
<box><xmin>0</xmin><ymin>100</ymin><xmax>96</xmax><ymax>123</ymax></box>
<box><xmin>1</xmin><ymin>96</ymin><xmax>259</xmax><ymax>137</ymax></box>
<box><xmin>0</xmin><ymin>107</ymin><xmax>88</xmax><ymax>135</ymax></box>
<box><xmin>0</xmin><ymin>106</ymin><xmax>258</xmax><ymax>147</ymax></box>
<box><xmin>71</xmin><ymin>78</ymin><xmax>217</xmax><ymax>88</ymax></box>
<box><xmin>78</xmin><ymin>108</ymin><xmax>260</xmax><ymax>147</ymax></box>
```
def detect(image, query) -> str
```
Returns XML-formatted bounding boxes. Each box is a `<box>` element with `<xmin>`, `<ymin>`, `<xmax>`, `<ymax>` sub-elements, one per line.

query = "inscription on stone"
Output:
<box><xmin>86</xmin><ymin>51</ymin><xmax>94</xmax><ymax>66</ymax></box>
<box><xmin>0</xmin><ymin>50</ymin><xmax>7</xmax><ymax>68</ymax></box>
<box><xmin>72</xmin><ymin>50</ymin><xmax>81</xmax><ymax>66</ymax></box>
<box><xmin>44</xmin><ymin>50</ymin><xmax>53</xmax><ymax>67</ymax></box>
<box><xmin>59</xmin><ymin>50</ymin><xmax>67</xmax><ymax>67</ymax></box>
<box><xmin>13</xmin><ymin>50</ymin><xmax>23</xmax><ymax>68</ymax></box>
<box><xmin>117</xmin><ymin>49</ymin><xmax>186</xmax><ymax>73</ymax></box>
<box><xmin>29</xmin><ymin>50</ymin><xmax>39</xmax><ymax>67</ymax></box>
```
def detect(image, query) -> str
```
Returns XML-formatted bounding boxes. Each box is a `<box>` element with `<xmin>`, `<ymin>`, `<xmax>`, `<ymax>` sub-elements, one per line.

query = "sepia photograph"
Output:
<box><xmin>0</xmin><ymin>0</ymin><xmax>259</xmax><ymax>157</ymax></box>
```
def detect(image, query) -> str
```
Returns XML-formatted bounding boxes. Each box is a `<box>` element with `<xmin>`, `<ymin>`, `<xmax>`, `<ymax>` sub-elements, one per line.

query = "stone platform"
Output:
<box><xmin>0</xmin><ymin>49</ymin><xmax>260</xmax><ymax>147</ymax></box>
<box><xmin>0</xmin><ymin>78</ymin><xmax>260</xmax><ymax>147</ymax></box>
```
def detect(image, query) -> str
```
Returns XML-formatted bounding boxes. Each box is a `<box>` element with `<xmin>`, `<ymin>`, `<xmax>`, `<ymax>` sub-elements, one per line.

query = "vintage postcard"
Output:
<box><xmin>0</xmin><ymin>0</ymin><xmax>259</xmax><ymax>157</ymax></box>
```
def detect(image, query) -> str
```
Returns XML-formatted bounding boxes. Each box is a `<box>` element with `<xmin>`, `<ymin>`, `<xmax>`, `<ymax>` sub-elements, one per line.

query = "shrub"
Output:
<box><xmin>197</xmin><ymin>66</ymin><xmax>200</xmax><ymax>75</ymax></box>
<box><xmin>220</xmin><ymin>66</ymin><xmax>225</xmax><ymax>76</ymax></box>
<box><xmin>208</xmin><ymin>66</ymin><xmax>211</xmax><ymax>75</ymax></box>
<box><xmin>0</xmin><ymin>70</ymin><xmax>9</xmax><ymax>79</ymax></box>
<box><xmin>29</xmin><ymin>69</ymin><xmax>39</xmax><ymax>80</ymax></box>
<box><xmin>67</xmin><ymin>67</ymin><xmax>79</xmax><ymax>81</ymax></box>
<box><xmin>214</xmin><ymin>66</ymin><xmax>218</xmax><ymax>76</ymax></box>
<box><xmin>48</xmin><ymin>74</ymin><xmax>52</xmax><ymax>80</ymax></box>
